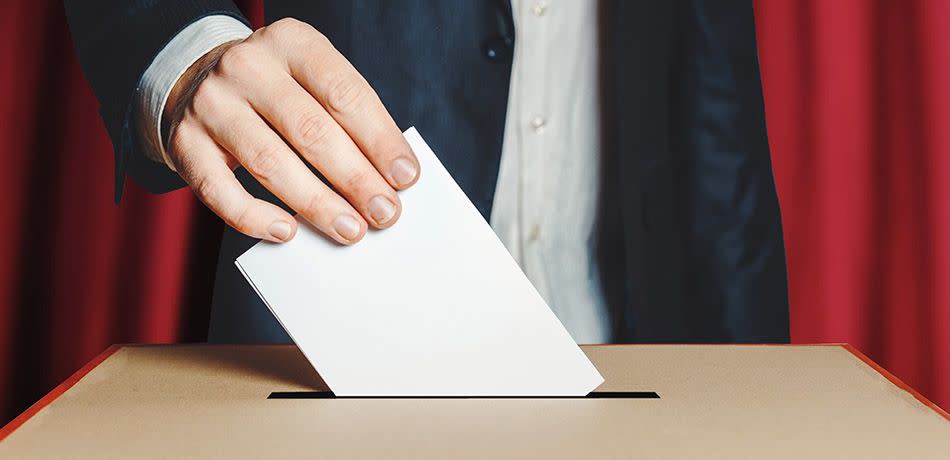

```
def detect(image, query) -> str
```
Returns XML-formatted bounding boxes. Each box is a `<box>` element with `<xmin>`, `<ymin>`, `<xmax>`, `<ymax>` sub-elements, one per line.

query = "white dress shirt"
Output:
<box><xmin>491</xmin><ymin>0</ymin><xmax>609</xmax><ymax>343</ymax></box>
<box><xmin>136</xmin><ymin>1</ymin><xmax>610</xmax><ymax>344</ymax></box>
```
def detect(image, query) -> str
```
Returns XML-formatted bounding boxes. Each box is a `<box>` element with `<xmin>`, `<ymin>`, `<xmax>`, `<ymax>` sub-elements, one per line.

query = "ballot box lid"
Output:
<box><xmin>1</xmin><ymin>344</ymin><xmax>948</xmax><ymax>459</ymax></box>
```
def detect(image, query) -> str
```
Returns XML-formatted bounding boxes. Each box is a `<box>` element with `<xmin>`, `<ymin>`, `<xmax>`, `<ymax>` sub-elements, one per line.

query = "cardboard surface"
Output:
<box><xmin>1</xmin><ymin>344</ymin><xmax>948</xmax><ymax>459</ymax></box>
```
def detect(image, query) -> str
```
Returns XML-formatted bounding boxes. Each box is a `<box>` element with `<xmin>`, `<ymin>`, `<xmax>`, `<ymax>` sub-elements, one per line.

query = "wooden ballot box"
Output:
<box><xmin>1</xmin><ymin>344</ymin><xmax>947</xmax><ymax>458</ymax></box>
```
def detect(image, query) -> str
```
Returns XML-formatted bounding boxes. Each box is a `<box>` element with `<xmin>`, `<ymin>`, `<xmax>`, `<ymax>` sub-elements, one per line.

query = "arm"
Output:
<box><xmin>63</xmin><ymin>0</ymin><xmax>250</xmax><ymax>202</ymax></box>
<box><xmin>674</xmin><ymin>0</ymin><xmax>790</xmax><ymax>342</ymax></box>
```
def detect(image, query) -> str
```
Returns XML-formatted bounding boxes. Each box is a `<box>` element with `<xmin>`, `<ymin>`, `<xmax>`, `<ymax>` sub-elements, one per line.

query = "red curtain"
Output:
<box><xmin>0</xmin><ymin>1</ymin><xmax>947</xmax><ymax>425</ymax></box>
<box><xmin>755</xmin><ymin>0</ymin><xmax>950</xmax><ymax>409</ymax></box>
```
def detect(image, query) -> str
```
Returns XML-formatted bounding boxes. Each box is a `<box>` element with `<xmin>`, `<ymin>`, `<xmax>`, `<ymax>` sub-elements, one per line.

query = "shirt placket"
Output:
<box><xmin>519</xmin><ymin>0</ymin><xmax>551</xmax><ymax>298</ymax></box>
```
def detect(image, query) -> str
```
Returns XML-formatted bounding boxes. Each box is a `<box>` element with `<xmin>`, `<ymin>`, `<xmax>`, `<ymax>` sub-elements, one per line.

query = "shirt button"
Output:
<box><xmin>528</xmin><ymin>224</ymin><xmax>542</xmax><ymax>241</ymax></box>
<box><xmin>531</xmin><ymin>1</ymin><xmax>548</xmax><ymax>17</ymax></box>
<box><xmin>530</xmin><ymin>116</ymin><xmax>547</xmax><ymax>133</ymax></box>
<box><xmin>482</xmin><ymin>36</ymin><xmax>513</xmax><ymax>62</ymax></box>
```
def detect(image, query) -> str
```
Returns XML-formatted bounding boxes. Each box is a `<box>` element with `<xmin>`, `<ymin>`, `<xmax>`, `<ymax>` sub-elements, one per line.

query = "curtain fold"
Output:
<box><xmin>0</xmin><ymin>0</ymin><xmax>946</xmax><ymax>425</ymax></box>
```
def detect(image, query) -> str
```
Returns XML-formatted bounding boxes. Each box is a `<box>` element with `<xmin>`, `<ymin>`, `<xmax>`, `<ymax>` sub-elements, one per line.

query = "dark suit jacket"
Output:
<box><xmin>64</xmin><ymin>0</ymin><xmax>790</xmax><ymax>344</ymax></box>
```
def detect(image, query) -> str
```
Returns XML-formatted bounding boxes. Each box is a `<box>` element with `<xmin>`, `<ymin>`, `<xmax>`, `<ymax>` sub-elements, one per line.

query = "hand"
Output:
<box><xmin>164</xmin><ymin>18</ymin><xmax>419</xmax><ymax>244</ymax></box>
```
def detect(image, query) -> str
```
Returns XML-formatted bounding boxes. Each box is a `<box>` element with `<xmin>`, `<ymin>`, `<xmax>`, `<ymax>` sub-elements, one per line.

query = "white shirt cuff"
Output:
<box><xmin>136</xmin><ymin>15</ymin><xmax>252</xmax><ymax>171</ymax></box>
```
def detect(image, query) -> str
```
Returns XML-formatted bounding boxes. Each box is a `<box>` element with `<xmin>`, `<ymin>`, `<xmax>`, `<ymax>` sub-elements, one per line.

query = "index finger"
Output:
<box><xmin>282</xmin><ymin>35</ymin><xmax>419</xmax><ymax>190</ymax></box>
<box><xmin>170</xmin><ymin>124</ymin><xmax>298</xmax><ymax>243</ymax></box>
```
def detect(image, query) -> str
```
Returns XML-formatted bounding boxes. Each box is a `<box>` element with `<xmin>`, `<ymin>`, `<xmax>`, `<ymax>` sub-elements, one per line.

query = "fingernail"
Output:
<box><xmin>267</xmin><ymin>220</ymin><xmax>294</xmax><ymax>242</ymax></box>
<box><xmin>391</xmin><ymin>157</ymin><xmax>418</xmax><ymax>187</ymax></box>
<box><xmin>368</xmin><ymin>195</ymin><xmax>397</xmax><ymax>225</ymax></box>
<box><xmin>333</xmin><ymin>215</ymin><xmax>362</xmax><ymax>241</ymax></box>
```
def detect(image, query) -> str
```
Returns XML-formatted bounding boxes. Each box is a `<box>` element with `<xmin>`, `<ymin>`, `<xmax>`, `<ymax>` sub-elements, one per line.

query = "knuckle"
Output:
<box><xmin>324</xmin><ymin>74</ymin><xmax>366</xmax><ymax>115</ymax></box>
<box><xmin>216</xmin><ymin>43</ymin><xmax>258</xmax><ymax>78</ymax></box>
<box><xmin>189</xmin><ymin>80</ymin><xmax>223</xmax><ymax>116</ymax></box>
<box><xmin>295</xmin><ymin>113</ymin><xmax>332</xmax><ymax>150</ymax></box>
<box><xmin>246</xmin><ymin>144</ymin><xmax>283</xmax><ymax>179</ymax></box>
<box><xmin>192</xmin><ymin>175</ymin><xmax>223</xmax><ymax>204</ymax></box>
<box><xmin>307</xmin><ymin>29</ymin><xmax>332</xmax><ymax>48</ymax></box>
<box><xmin>301</xmin><ymin>192</ymin><xmax>329</xmax><ymax>220</ymax></box>
<box><xmin>342</xmin><ymin>168</ymin><xmax>373</xmax><ymax>194</ymax></box>
<box><xmin>267</xmin><ymin>17</ymin><xmax>312</xmax><ymax>37</ymax></box>
<box><xmin>230</xmin><ymin>203</ymin><xmax>257</xmax><ymax>234</ymax></box>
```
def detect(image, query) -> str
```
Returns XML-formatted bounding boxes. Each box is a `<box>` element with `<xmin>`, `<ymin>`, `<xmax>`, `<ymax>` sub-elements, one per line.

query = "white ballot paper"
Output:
<box><xmin>236</xmin><ymin>128</ymin><xmax>603</xmax><ymax>396</ymax></box>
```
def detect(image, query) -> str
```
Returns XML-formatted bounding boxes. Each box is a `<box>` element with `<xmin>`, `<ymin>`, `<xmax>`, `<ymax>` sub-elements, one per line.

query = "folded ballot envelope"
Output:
<box><xmin>236</xmin><ymin>128</ymin><xmax>604</xmax><ymax>397</ymax></box>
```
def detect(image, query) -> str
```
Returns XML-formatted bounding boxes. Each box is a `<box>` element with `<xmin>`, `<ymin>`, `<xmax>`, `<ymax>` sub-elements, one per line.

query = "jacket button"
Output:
<box><xmin>482</xmin><ymin>36</ymin><xmax>513</xmax><ymax>61</ymax></box>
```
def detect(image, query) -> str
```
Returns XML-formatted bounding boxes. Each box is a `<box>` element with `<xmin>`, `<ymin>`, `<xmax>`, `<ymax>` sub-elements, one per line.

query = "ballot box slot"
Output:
<box><xmin>268</xmin><ymin>391</ymin><xmax>660</xmax><ymax>399</ymax></box>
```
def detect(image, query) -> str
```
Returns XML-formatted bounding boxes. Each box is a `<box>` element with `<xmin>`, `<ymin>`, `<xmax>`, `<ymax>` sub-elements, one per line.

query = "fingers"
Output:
<box><xmin>192</xmin><ymin>93</ymin><xmax>368</xmax><ymax>245</ymax></box>
<box><xmin>247</xmin><ymin>74</ymin><xmax>403</xmax><ymax>229</ymax></box>
<box><xmin>166</xmin><ymin>19</ymin><xmax>420</xmax><ymax>245</ymax></box>
<box><xmin>272</xmin><ymin>25</ymin><xmax>420</xmax><ymax>191</ymax></box>
<box><xmin>169</xmin><ymin>124</ymin><xmax>297</xmax><ymax>243</ymax></box>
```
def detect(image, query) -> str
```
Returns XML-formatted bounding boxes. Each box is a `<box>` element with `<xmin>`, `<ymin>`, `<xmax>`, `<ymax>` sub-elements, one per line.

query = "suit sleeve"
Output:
<box><xmin>674</xmin><ymin>0</ymin><xmax>791</xmax><ymax>342</ymax></box>
<box><xmin>63</xmin><ymin>0</ymin><xmax>250</xmax><ymax>202</ymax></box>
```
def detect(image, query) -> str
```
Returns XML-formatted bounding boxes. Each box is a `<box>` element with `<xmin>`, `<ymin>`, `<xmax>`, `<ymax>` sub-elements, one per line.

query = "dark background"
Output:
<box><xmin>1</xmin><ymin>0</ymin><xmax>948</xmax><ymax>426</ymax></box>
